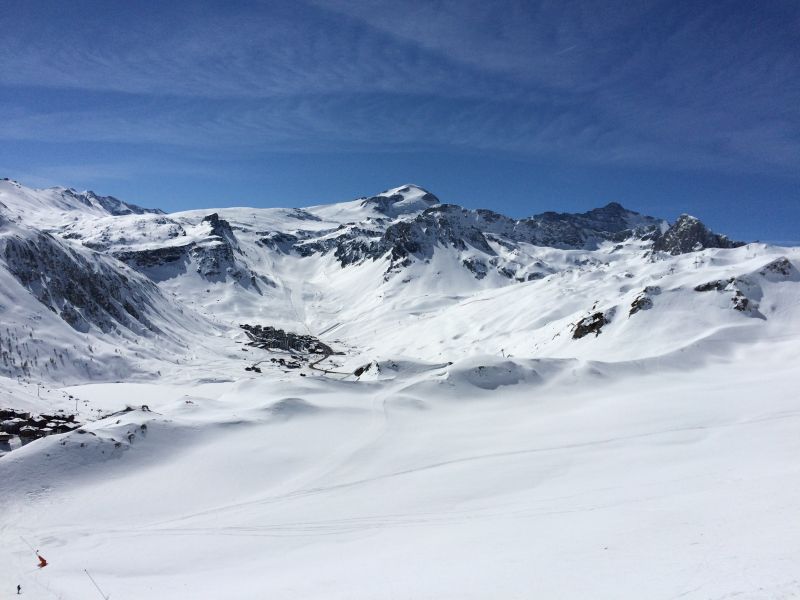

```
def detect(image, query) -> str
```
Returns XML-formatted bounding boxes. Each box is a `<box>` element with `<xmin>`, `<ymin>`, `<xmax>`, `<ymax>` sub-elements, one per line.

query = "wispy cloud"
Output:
<box><xmin>0</xmin><ymin>0</ymin><xmax>515</xmax><ymax>100</ymax></box>
<box><xmin>309</xmin><ymin>0</ymin><xmax>800</xmax><ymax>174</ymax></box>
<box><xmin>0</xmin><ymin>0</ymin><xmax>798</xmax><ymax>179</ymax></box>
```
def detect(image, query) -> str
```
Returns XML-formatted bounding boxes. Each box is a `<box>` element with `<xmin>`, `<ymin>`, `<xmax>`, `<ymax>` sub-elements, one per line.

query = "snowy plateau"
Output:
<box><xmin>1</xmin><ymin>178</ymin><xmax>799</xmax><ymax>599</ymax></box>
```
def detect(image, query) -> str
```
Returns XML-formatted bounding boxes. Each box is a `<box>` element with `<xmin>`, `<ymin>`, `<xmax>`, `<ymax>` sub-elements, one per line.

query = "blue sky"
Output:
<box><xmin>0</xmin><ymin>0</ymin><xmax>798</xmax><ymax>242</ymax></box>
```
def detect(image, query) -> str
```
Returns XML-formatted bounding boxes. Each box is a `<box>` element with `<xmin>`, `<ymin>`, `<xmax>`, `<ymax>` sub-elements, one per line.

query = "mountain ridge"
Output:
<box><xmin>0</xmin><ymin>177</ymin><xmax>782</xmax><ymax>390</ymax></box>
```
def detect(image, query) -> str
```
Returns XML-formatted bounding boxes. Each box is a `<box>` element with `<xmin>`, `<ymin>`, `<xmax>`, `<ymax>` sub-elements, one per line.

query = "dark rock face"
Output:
<box><xmin>693</xmin><ymin>273</ymin><xmax>767</xmax><ymax>319</ymax></box>
<box><xmin>115</xmin><ymin>245</ymin><xmax>192</xmax><ymax>270</ymax></box>
<box><xmin>629</xmin><ymin>286</ymin><xmax>661</xmax><ymax>316</ymax></box>
<box><xmin>286</xmin><ymin>208</ymin><xmax>322</xmax><ymax>222</ymax></box>
<box><xmin>114</xmin><ymin>194</ymin><xmax>742</xmax><ymax>286</ymax></box>
<box><xmin>573</xmin><ymin>312</ymin><xmax>609</xmax><ymax>339</ymax></box>
<box><xmin>758</xmin><ymin>257</ymin><xmax>799</xmax><ymax>281</ymax></box>
<box><xmin>62</xmin><ymin>188</ymin><xmax>163</xmax><ymax>216</ymax></box>
<box><xmin>3</xmin><ymin>229</ymin><xmax>163</xmax><ymax>334</ymax></box>
<box><xmin>115</xmin><ymin>213</ymin><xmax>262</xmax><ymax>286</ymax></box>
<box><xmin>731</xmin><ymin>291</ymin><xmax>753</xmax><ymax>312</ymax></box>
<box><xmin>193</xmin><ymin>242</ymin><xmax>237</xmax><ymax>278</ymax></box>
<box><xmin>194</xmin><ymin>213</ymin><xmax>243</xmax><ymax>279</ymax></box>
<box><xmin>463</xmin><ymin>258</ymin><xmax>488</xmax><ymax>279</ymax></box>
<box><xmin>521</xmin><ymin>202</ymin><xmax>662</xmax><ymax>249</ymax></box>
<box><xmin>202</xmin><ymin>213</ymin><xmax>236</xmax><ymax>245</ymax></box>
<box><xmin>279</xmin><ymin>199</ymin><xmax>743</xmax><ymax>283</ymax></box>
<box><xmin>694</xmin><ymin>279</ymin><xmax>733</xmax><ymax>292</ymax></box>
<box><xmin>279</xmin><ymin>201</ymin><xmax>666</xmax><ymax>281</ymax></box>
<box><xmin>258</xmin><ymin>232</ymin><xmax>301</xmax><ymax>254</ymax></box>
<box><xmin>653</xmin><ymin>215</ymin><xmax>743</xmax><ymax>255</ymax></box>
<box><xmin>629</xmin><ymin>295</ymin><xmax>653</xmax><ymax>315</ymax></box>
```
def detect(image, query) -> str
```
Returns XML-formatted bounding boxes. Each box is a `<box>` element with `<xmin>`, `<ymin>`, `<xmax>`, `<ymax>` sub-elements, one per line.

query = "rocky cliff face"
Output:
<box><xmin>2</xmin><ymin>225</ymin><xmax>165</xmax><ymax>335</ymax></box>
<box><xmin>653</xmin><ymin>214</ymin><xmax>743</xmax><ymax>255</ymax></box>
<box><xmin>113</xmin><ymin>212</ymin><xmax>265</xmax><ymax>287</ymax></box>
<box><xmin>249</xmin><ymin>196</ymin><xmax>742</xmax><ymax>281</ymax></box>
<box><xmin>61</xmin><ymin>188</ymin><xmax>165</xmax><ymax>217</ymax></box>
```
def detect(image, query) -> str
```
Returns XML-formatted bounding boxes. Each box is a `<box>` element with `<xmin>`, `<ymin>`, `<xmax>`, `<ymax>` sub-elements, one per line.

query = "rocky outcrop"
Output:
<box><xmin>629</xmin><ymin>286</ymin><xmax>661</xmax><ymax>316</ymax></box>
<box><xmin>573</xmin><ymin>311</ymin><xmax>612</xmax><ymax>339</ymax></box>
<box><xmin>114</xmin><ymin>213</ymin><xmax>264</xmax><ymax>286</ymax></box>
<box><xmin>654</xmin><ymin>215</ymin><xmax>743</xmax><ymax>255</ymax></box>
<box><xmin>694</xmin><ymin>278</ymin><xmax>732</xmax><ymax>292</ymax></box>
<box><xmin>278</xmin><ymin>201</ymin><xmax>667</xmax><ymax>281</ymax></box>
<box><xmin>115</xmin><ymin>245</ymin><xmax>192</xmax><ymax>270</ymax></box>
<box><xmin>758</xmin><ymin>257</ymin><xmax>799</xmax><ymax>281</ymax></box>
<box><xmin>3</xmin><ymin>227</ymin><xmax>164</xmax><ymax>334</ymax></box>
<box><xmin>258</xmin><ymin>232</ymin><xmax>302</xmax><ymax>254</ymax></box>
<box><xmin>61</xmin><ymin>188</ymin><xmax>163</xmax><ymax>216</ymax></box>
<box><xmin>694</xmin><ymin>274</ymin><xmax>766</xmax><ymax>319</ymax></box>
<box><xmin>518</xmin><ymin>202</ymin><xmax>664</xmax><ymax>249</ymax></box>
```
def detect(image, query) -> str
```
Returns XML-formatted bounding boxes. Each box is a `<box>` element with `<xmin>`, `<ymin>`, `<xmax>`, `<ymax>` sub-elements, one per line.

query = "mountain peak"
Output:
<box><xmin>64</xmin><ymin>188</ymin><xmax>164</xmax><ymax>217</ymax></box>
<box><xmin>360</xmin><ymin>184</ymin><xmax>440</xmax><ymax>217</ymax></box>
<box><xmin>653</xmin><ymin>213</ymin><xmax>743</xmax><ymax>255</ymax></box>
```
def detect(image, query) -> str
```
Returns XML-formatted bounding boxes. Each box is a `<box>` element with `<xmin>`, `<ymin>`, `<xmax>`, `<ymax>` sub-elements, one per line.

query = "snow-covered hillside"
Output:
<box><xmin>1</xmin><ymin>178</ymin><xmax>798</xmax><ymax>599</ymax></box>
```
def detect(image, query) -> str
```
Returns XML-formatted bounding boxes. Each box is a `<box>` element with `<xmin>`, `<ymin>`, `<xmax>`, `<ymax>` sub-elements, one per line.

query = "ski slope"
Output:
<box><xmin>3</xmin><ymin>344</ymin><xmax>800</xmax><ymax>599</ymax></box>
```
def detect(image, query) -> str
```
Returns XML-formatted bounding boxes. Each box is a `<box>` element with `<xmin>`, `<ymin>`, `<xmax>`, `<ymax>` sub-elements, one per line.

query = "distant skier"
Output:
<box><xmin>37</xmin><ymin>552</ymin><xmax>47</xmax><ymax>568</ymax></box>
<box><xmin>17</xmin><ymin>584</ymin><xmax>21</xmax><ymax>594</ymax></box>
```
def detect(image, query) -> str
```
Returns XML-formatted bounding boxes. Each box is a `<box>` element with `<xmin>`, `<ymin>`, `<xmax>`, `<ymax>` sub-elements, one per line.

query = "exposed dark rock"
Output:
<box><xmin>3</xmin><ymin>228</ymin><xmax>163</xmax><ymax>334</ymax></box>
<box><xmin>202</xmin><ymin>213</ymin><xmax>237</xmax><ymax>245</ymax></box>
<box><xmin>61</xmin><ymin>188</ymin><xmax>164</xmax><ymax>216</ymax></box>
<box><xmin>360</xmin><ymin>186</ymin><xmax>440</xmax><ymax>217</ymax></box>
<box><xmin>629</xmin><ymin>296</ymin><xmax>652</xmax><ymax>316</ymax></box>
<box><xmin>694</xmin><ymin>275</ymin><xmax>765</xmax><ymax>318</ymax></box>
<box><xmin>258</xmin><ymin>232</ymin><xmax>300</xmax><ymax>254</ymax></box>
<box><xmin>462</xmin><ymin>258</ymin><xmax>488</xmax><ymax>279</ymax></box>
<box><xmin>115</xmin><ymin>245</ymin><xmax>191</xmax><ymax>270</ymax></box>
<box><xmin>694</xmin><ymin>278</ymin><xmax>734</xmax><ymax>292</ymax></box>
<box><xmin>286</xmin><ymin>208</ymin><xmax>323</xmax><ymax>222</ymax></box>
<box><xmin>281</xmin><ymin>199</ymin><xmax>667</xmax><ymax>280</ymax></box>
<box><xmin>573</xmin><ymin>312</ymin><xmax>610</xmax><ymax>339</ymax></box>
<box><xmin>519</xmin><ymin>202</ymin><xmax>663</xmax><ymax>249</ymax></box>
<box><xmin>653</xmin><ymin>215</ymin><xmax>743</xmax><ymax>255</ymax></box>
<box><xmin>114</xmin><ymin>213</ymin><xmax>264</xmax><ymax>287</ymax></box>
<box><xmin>498</xmin><ymin>266</ymin><xmax>516</xmax><ymax>279</ymax></box>
<box><xmin>758</xmin><ymin>257</ymin><xmax>799</xmax><ymax>281</ymax></box>
<box><xmin>629</xmin><ymin>286</ymin><xmax>661</xmax><ymax>316</ymax></box>
<box><xmin>732</xmin><ymin>291</ymin><xmax>753</xmax><ymax>312</ymax></box>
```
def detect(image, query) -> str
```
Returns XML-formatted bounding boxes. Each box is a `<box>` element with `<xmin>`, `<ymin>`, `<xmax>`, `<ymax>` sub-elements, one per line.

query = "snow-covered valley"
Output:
<box><xmin>1</xmin><ymin>179</ymin><xmax>799</xmax><ymax>599</ymax></box>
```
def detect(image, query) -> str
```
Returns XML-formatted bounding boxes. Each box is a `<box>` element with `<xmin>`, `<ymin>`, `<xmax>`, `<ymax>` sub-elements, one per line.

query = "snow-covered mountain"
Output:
<box><xmin>0</xmin><ymin>178</ymin><xmax>767</xmax><ymax>381</ymax></box>
<box><xmin>2</xmin><ymin>178</ymin><xmax>798</xmax><ymax>599</ymax></box>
